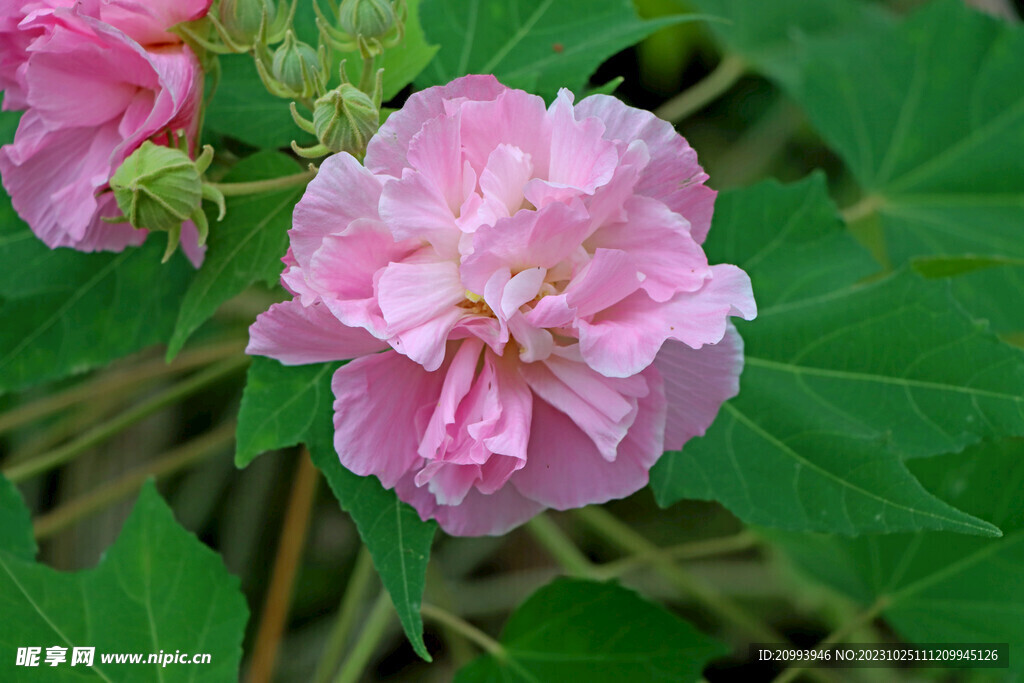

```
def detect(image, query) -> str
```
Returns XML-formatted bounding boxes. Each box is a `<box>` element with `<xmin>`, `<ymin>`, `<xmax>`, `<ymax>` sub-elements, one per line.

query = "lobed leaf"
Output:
<box><xmin>0</xmin><ymin>480</ymin><xmax>248</xmax><ymax>681</ymax></box>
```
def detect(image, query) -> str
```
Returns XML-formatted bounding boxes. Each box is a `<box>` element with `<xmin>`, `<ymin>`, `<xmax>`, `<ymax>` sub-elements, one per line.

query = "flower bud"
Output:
<box><xmin>111</xmin><ymin>142</ymin><xmax>203</xmax><ymax>234</ymax></box>
<box><xmin>337</xmin><ymin>0</ymin><xmax>396</xmax><ymax>40</ymax></box>
<box><xmin>272</xmin><ymin>31</ymin><xmax>321</xmax><ymax>98</ymax></box>
<box><xmin>218</xmin><ymin>0</ymin><xmax>277</xmax><ymax>47</ymax></box>
<box><xmin>312</xmin><ymin>83</ymin><xmax>379</xmax><ymax>156</ymax></box>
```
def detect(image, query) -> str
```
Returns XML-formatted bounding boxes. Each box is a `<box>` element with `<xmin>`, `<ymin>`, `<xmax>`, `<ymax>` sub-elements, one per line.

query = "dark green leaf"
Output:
<box><xmin>689</xmin><ymin>0</ymin><xmax>891</xmax><ymax>88</ymax></box>
<box><xmin>0</xmin><ymin>481</ymin><xmax>248</xmax><ymax>681</ymax></box>
<box><xmin>236</xmin><ymin>357</ymin><xmax>437</xmax><ymax>660</ymax></box>
<box><xmin>651</xmin><ymin>177</ymin><xmax>1024</xmax><ymax>535</ymax></box>
<box><xmin>0</xmin><ymin>227</ymin><xmax>193</xmax><ymax>393</ymax></box>
<box><xmin>167</xmin><ymin>151</ymin><xmax>305</xmax><ymax>360</ymax></box>
<box><xmin>417</xmin><ymin>0</ymin><xmax>703</xmax><ymax>98</ymax></box>
<box><xmin>0</xmin><ymin>474</ymin><xmax>35</xmax><ymax>561</ymax></box>
<box><xmin>791</xmin><ymin>1</ymin><xmax>1024</xmax><ymax>330</ymax></box>
<box><xmin>455</xmin><ymin>577</ymin><xmax>728</xmax><ymax>682</ymax></box>
<box><xmin>771</xmin><ymin>439</ymin><xmax>1024</xmax><ymax>671</ymax></box>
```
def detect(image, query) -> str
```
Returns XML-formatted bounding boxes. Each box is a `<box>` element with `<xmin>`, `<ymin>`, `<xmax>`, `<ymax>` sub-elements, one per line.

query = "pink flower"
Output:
<box><xmin>0</xmin><ymin>0</ymin><xmax>211</xmax><ymax>261</ymax></box>
<box><xmin>249</xmin><ymin>75</ymin><xmax>757</xmax><ymax>536</ymax></box>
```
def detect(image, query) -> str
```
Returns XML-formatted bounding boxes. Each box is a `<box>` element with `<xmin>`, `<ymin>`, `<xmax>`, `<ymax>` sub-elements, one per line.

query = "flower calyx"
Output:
<box><xmin>316</xmin><ymin>0</ymin><xmax>406</xmax><ymax>58</ymax></box>
<box><xmin>290</xmin><ymin>63</ymin><xmax>382</xmax><ymax>159</ymax></box>
<box><xmin>254</xmin><ymin>29</ymin><xmax>329</xmax><ymax>100</ymax></box>
<box><xmin>107</xmin><ymin>141</ymin><xmax>227</xmax><ymax>263</ymax></box>
<box><xmin>176</xmin><ymin>0</ymin><xmax>296</xmax><ymax>54</ymax></box>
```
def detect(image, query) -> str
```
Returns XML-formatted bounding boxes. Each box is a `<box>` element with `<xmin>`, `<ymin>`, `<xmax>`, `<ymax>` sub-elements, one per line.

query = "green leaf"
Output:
<box><xmin>0</xmin><ymin>481</ymin><xmax>248</xmax><ymax>681</ymax></box>
<box><xmin>167</xmin><ymin>151</ymin><xmax>305</xmax><ymax>360</ymax></box>
<box><xmin>417</xmin><ymin>0</ymin><xmax>703</xmax><ymax>98</ymax></box>
<box><xmin>455</xmin><ymin>577</ymin><xmax>728</xmax><ymax>682</ymax></box>
<box><xmin>0</xmin><ymin>226</ymin><xmax>194</xmax><ymax>394</ymax></box>
<box><xmin>651</xmin><ymin>176</ymin><xmax>1024</xmax><ymax>535</ymax></box>
<box><xmin>689</xmin><ymin>0</ymin><xmax>891</xmax><ymax>88</ymax></box>
<box><xmin>0</xmin><ymin>475</ymin><xmax>35</xmax><ymax>561</ymax></box>
<box><xmin>236</xmin><ymin>357</ymin><xmax>437</xmax><ymax>660</ymax></box>
<box><xmin>771</xmin><ymin>439</ymin><xmax>1024</xmax><ymax>671</ymax></box>
<box><xmin>790</xmin><ymin>1</ymin><xmax>1024</xmax><ymax>329</ymax></box>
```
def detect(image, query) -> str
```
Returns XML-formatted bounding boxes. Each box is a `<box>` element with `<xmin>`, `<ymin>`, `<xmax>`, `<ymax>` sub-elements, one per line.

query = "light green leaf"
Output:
<box><xmin>689</xmin><ymin>0</ymin><xmax>891</xmax><ymax>88</ymax></box>
<box><xmin>236</xmin><ymin>357</ymin><xmax>437</xmax><ymax>660</ymax></box>
<box><xmin>167</xmin><ymin>151</ymin><xmax>305</xmax><ymax>360</ymax></box>
<box><xmin>0</xmin><ymin>481</ymin><xmax>248</xmax><ymax>681</ymax></box>
<box><xmin>417</xmin><ymin>0</ymin><xmax>703</xmax><ymax>98</ymax></box>
<box><xmin>455</xmin><ymin>577</ymin><xmax>728</xmax><ymax>682</ymax></box>
<box><xmin>771</xmin><ymin>439</ymin><xmax>1024</xmax><ymax>672</ymax></box>
<box><xmin>791</xmin><ymin>0</ymin><xmax>1024</xmax><ymax>330</ymax></box>
<box><xmin>651</xmin><ymin>176</ymin><xmax>1024</xmax><ymax>536</ymax></box>
<box><xmin>0</xmin><ymin>474</ymin><xmax>35</xmax><ymax>561</ymax></box>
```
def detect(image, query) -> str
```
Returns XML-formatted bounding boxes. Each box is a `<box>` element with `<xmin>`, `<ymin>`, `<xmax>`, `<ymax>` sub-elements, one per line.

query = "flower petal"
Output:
<box><xmin>247</xmin><ymin>300</ymin><xmax>387</xmax><ymax>364</ymax></box>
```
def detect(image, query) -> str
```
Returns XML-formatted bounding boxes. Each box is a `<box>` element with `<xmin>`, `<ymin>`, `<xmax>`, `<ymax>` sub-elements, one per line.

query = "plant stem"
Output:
<box><xmin>3</xmin><ymin>356</ymin><xmax>248</xmax><ymax>483</ymax></box>
<box><xmin>420</xmin><ymin>603</ymin><xmax>504</xmax><ymax>658</ymax></box>
<box><xmin>334</xmin><ymin>592</ymin><xmax>395</xmax><ymax>683</ymax></box>
<box><xmin>358</xmin><ymin>54</ymin><xmax>377</xmax><ymax>94</ymax></box>
<box><xmin>654</xmin><ymin>54</ymin><xmax>746</xmax><ymax>123</ymax></box>
<box><xmin>314</xmin><ymin>547</ymin><xmax>377</xmax><ymax>683</ymax></box>
<box><xmin>0</xmin><ymin>339</ymin><xmax>244</xmax><ymax>436</ymax></box>
<box><xmin>575</xmin><ymin>506</ymin><xmax>779</xmax><ymax>643</ymax></box>
<box><xmin>593</xmin><ymin>530</ymin><xmax>759</xmax><ymax>580</ymax></box>
<box><xmin>841</xmin><ymin>194</ymin><xmax>885</xmax><ymax>224</ymax></box>
<box><xmin>247</xmin><ymin>449</ymin><xmax>320</xmax><ymax>683</ymax></box>
<box><xmin>33</xmin><ymin>421</ymin><xmax>236</xmax><ymax>539</ymax></box>
<box><xmin>207</xmin><ymin>168</ymin><xmax>317</xmax><ymax>197</ymax></box>
<box><xmin>771</xmin><ymin>597</ymin><xmax>890</xmax><ymax>683</ymax></box>
<box><xmin>526</xmin><ymin>514</ymin><xmax>593</xmax><ymax>576</ymax></box>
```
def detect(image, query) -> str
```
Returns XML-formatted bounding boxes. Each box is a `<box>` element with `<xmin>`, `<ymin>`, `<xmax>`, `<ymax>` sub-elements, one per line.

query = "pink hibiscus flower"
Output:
<box><xmin>249</xmin><ymin>75</ymin><xmax>757</xmax><ymax>536</ymax></box>
<box><xmin>0</xmin><ymin>0</ymin><xmax>210</xmax><ymax>261</ymax></box>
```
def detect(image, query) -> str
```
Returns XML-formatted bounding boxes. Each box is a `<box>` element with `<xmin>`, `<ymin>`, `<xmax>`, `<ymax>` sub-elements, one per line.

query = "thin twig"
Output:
<box><xmin>247</xmin><ymin>450</ymin><xmax>321</xmax><ymax>683</ymax></box>
<box><xmin>314</xmin><ymin>547</ymin><xmax>377</xmax><ymax>683</ymax></box>
<box><xmin>334</xmin><ymin>592</ymin><xmax>396</xmax><ymax>683</ymax></box>
<box><xmin>654</xmin><ymin>55</ymin><xmax>746</xmax><ymax>123</ymax></box>
<box><xmin>526</xmin><ymin>514</ymin><xmax>594</xmax><ymax>576</ymax></box>
<box><xmin>420</xmin><ymin>603</ymin><xmax>504</xmax><ymax>658</ymax></box>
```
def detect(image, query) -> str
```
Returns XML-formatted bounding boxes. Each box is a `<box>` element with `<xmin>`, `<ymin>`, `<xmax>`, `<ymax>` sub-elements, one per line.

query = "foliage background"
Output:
<box><xmin>1</xmin><ymin>0</ymin><xmax>1023</xmax><ymax>681</ymax></box>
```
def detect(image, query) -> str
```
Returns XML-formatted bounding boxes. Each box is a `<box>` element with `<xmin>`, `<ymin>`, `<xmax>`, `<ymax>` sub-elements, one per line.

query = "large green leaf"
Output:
<box><xmin>0</xmin><ymin>225</ymin><xmax>194</xmax><ymax>393</ymax></box>
<box><xmin>0</xmin><ymin>475</ymin><xmax>34</xmax><ymax>562</ymax></box>
<box><xmin>167</xmin><ymin>152</ymin><xmax>304</xmax><ymax>359</ymax></box>
<box><xmin>236</xmin><ymin>357</ymin><xmax>437</xmax><ymax>660</ymax></box>
<box><xmin>0</xmin><ymin>481</ymin><xmax>248</xmax><ymax>681</ymax></box>
<box><xmin>455</xmin><ymin>577</ymin><xmax>728</xmax><ymax>682</ymax></box>
<box><xmin>790</xmin><ymin>0</ymin><xmax>1024</xmax><ymax>331</ymax></box>
<box><xmin>771</xmin><ymin>439</ymin><xmax>1024</xmax><ymax>672</ymax></box>
<box><xmin>417</xmin><ymin>0</ymin><xmax>702</xmax><ymax>98</ymax></box>
<box><xmin>689</xmin><ymin>0</ymin><xmax>891</xmax><ymax>88</ymax></box>
<box><xmin>651</xmin><ymin>176</ymin><xmax>1024</xmax><ymax>535</ymax></box>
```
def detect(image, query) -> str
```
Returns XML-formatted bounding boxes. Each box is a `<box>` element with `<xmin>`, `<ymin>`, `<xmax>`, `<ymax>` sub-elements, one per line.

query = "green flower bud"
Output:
<box><xmin>217</xmin><ymin>0</ymin><xmax>277</xmax><ymax>47</ymax></box>
<box><xmin>337</xmin><ymin>0</ymin><xmax>396</xmax><ymax>40</ymax></box>
<box><xmin>312</xmin><ymin>83</ymin><xmax>380</xmax><ymax>156</ymax></box>
<box><xmin>272</xmin><ymin>31</ymin><xmax>322</xmax><ymax>98</ymax></box>
<box><xmin>111</xmin><ymin>142</ymin><xmax>203</xmax><ymax>233</ymax></box>
<box><xmin>109</xmin><ymin>141</ymin><xmax>224</xmax><ymax>262</ymax></box>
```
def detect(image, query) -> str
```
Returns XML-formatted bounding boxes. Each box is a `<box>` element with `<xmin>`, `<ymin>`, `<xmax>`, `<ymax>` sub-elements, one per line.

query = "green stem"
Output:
<box><xmin>33</xmin><ymin>421</ymin><xmax>236</xmax><ymax>539</ymax></box>
<box><xmin>207</xmin><ymin>169</ymin><xmax>317</xmax><ymax>197</ymax></box>
<box><xmin>3</xmin><ymin>356</ymin><xmax>248</xmax><ymax>482</ymax></box>
<box><xmin>525</xmin><ymin>514</ymin><xmax>593</xmax><ymax>576</ymax></box>
<box><xmin>0</xmin><ymin>339</ymin><xmax>244</xmax><ymax>436</ymax></box>
<box><xmin>575</xmin><ymin>507</ymin><xmax>778</xmax><ymax>643</ymax></box>
<box><xmin>420</xmin><ymin>604</ymin><xmax>504</xmax><ymax>658</ymax></box>
<box><xmin>314</xmin><ymin>547</ymin><xmax>377</xmax><ymax>683</ymax></box>
<box><xmin>771</xmin><ymin>597</ymin><xmax>890</xmax><ymax>683</ymax></box>
<box><xmin>840</xmin><ymin>194</ymin><xmax>886</xmax><ymax>224</ymax></box>
<box><xmin>593</xmin><ymin>531</ymin><xmax>759</xmax><ymax>580</ymax></box>
<box><xmin>654</xmin><ymin>54</ymin><xmax>746</xmax><ymax>123</ymax></box>
<box><xmin>358</xmin><ymin>54</ymin><xmax>377</xmax><ymax>94</ymax></box>
<box><xmin>334</xmin><ymin>592</ymin><xmax>395</xmax><ymax>683</ymax></box>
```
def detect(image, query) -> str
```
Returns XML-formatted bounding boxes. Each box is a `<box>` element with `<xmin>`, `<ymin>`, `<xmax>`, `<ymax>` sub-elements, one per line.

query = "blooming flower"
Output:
<box><xmin>0</xmin><ymin>0</ymin><xmax>210</xmax><ymax>262</ymax></box>
<box><xmin>249</xmin><ymin>75</ymin><xmax>757</xmax><ymax>536</ymax></box>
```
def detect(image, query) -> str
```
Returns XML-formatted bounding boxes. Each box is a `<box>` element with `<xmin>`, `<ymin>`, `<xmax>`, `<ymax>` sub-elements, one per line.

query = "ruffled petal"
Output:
<box><xmin>247</xmin><ymin>300</ymin><xmax>387</xmax><ymax>364</ymax></box>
